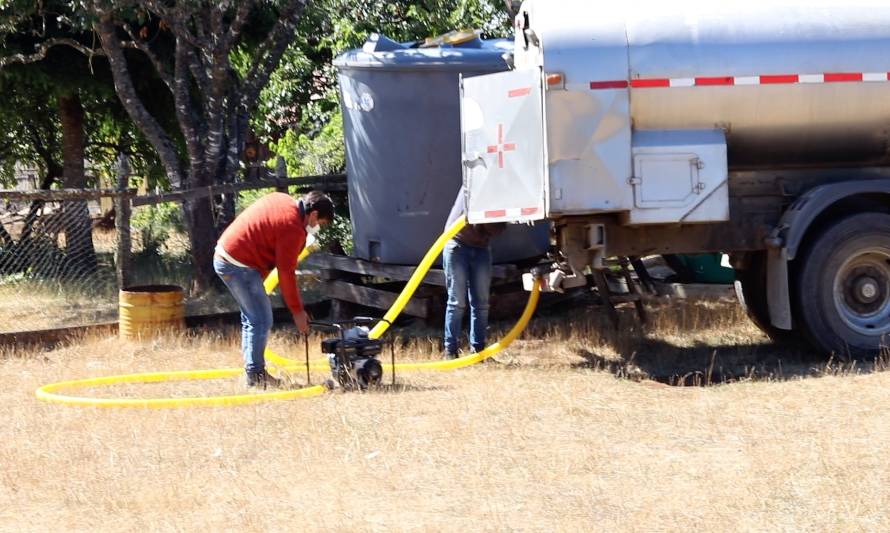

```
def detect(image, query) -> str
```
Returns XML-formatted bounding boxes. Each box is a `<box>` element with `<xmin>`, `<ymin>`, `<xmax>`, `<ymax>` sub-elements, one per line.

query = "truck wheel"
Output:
<box><xmin>797</xmin><ymin>212</ymin><xmax>890</xmax><ymax>358</ymax></box>
<box><xmin>734</xmin><ymin>251</ymin><xmax>800</xmax><ymax>344</ymax></box>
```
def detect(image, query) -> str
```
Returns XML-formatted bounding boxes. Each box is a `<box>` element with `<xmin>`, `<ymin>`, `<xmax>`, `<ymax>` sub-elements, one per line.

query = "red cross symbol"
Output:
<box><xmin>487</xmin><ymin>124</ymin><xmax>516</xmax><ymax>169</ymax></box>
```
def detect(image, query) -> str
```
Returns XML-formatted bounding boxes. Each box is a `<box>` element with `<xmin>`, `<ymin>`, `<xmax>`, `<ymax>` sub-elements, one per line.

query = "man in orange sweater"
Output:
<box><xmin>214</xmin><ymin>190</ymin><xmax>334</xmax><ymax>388</ymax></box>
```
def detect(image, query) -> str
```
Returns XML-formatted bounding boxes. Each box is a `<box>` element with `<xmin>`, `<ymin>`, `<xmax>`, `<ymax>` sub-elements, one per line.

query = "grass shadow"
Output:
<box><xmin>527</xmin><ymin>295</ymin><xmax>890</xmax><ymax>386</ymax></box>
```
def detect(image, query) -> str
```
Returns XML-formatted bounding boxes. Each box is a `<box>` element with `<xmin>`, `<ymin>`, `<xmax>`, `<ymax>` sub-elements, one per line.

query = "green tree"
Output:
<box><xmin>256</xmin><ymin>0</ymin><xmax>512</xmax><ymax>139</ymax></box>
<box><xmin>2</xmin><ymin>1</ymin><xmax>315</xmax><ymax>290</ymax></box>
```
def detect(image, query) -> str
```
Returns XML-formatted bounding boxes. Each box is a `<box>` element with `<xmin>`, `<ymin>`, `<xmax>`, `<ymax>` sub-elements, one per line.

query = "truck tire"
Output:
<box><xmin>796</xmin><ymin>212</ymin><xmax>890</xmax><ymax>358</ymax></box>
<box><xmin>734</xmin><ymin>251</ymin><xmax>800</xmax><ymax>344</ymax></box>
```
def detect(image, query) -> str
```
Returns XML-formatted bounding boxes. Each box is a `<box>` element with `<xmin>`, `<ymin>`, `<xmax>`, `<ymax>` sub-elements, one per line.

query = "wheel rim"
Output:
<box><xmin>833</xmin><ymin>248</ymin><xmax>890</xmax><ymax>336</ymax></box>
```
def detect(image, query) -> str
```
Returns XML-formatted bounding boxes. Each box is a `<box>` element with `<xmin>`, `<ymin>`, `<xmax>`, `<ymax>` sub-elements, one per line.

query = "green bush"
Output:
<box><xmin>131</xmin><ymin>202</ymin><xmax>185</xmax><ymax>256</ymax></box>
<box><xmin>317</xmin><ymin>214</ymin><xmax>353</xmax><ymax>255</ymax></box>
<box><xmin>270</xmin><ymin>110</ymin><xmax>345</xmax><ymax>177</ymax></box>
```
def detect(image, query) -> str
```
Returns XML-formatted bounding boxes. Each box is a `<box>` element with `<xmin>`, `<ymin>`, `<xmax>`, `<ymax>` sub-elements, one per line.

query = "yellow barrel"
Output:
<box><xmin>119</xmin><ymin>285</ymin><xmax>185</xmax><ymax>340</ymax></box>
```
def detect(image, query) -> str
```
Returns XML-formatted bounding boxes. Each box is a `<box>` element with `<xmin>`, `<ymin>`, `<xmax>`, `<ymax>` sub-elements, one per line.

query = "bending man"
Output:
<box><xmin>214</xmin><ymin>190</ymin><xmax>334</xmax><ymax>388</ymax></box>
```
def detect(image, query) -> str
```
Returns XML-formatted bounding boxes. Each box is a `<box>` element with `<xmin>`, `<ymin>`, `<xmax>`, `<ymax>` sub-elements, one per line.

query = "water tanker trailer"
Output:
<box><xmin>461</xmin><ymin>0</ymin><xmax>890</xmax><ymax>356</ymax></box>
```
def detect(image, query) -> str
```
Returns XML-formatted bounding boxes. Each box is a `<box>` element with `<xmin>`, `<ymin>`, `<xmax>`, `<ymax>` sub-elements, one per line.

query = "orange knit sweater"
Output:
<box><xmin>217</xmin><ymin>193</ymin><xmax>306</xmax><ymax>315</ymax></box>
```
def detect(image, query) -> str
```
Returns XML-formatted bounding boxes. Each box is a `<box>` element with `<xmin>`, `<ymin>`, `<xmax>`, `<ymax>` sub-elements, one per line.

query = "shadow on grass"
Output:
<box><xmin>327</xmin><ymin>382</ymin><xmax>447</xmax><ymax>394</ymax></box>
<box><xmin>571</xmin><ymin>335</ymin><xmax>890</xmax><ymax>386</ymax></box>
<box><xmin>524</xmin><ymin>295</ymin><xmax>890</xmax><ymax>386</ymax></box>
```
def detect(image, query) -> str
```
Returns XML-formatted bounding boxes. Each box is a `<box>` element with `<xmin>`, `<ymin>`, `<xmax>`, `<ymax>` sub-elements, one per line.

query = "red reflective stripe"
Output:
<box><xmin>824</xmin><ymin>72</ymin><xmax>863</xmax><ymax>82</ymax></box>
<box><xmin>503</xmin><ymin>143</ymin><xmax>516</xmax><ymax>151</ymax></box>
<box><xmin>760</xmin><ymin>74</ymin><xmax>799</xmax><ymax>84</ymax></box>
<box><xmin>630</xmin><ymin>78</ymin><xmax>670</xmax><ymax>88</ymax></box>
<box><xmin>589</xmin><ymin>80</ymin><xmax>629</xmax><ymax>90</ymax></box>
<box><xmin>485</xmin><ymin>210</ymin><xmax>507</xmax><ymax>218</ymax></box>
<box><xmin>486</xmin><ymin>146</ymin><xmax>498</xmax><ymax>153</ymax></box>
<box><xmin>508</xmin><ymin>87</ymin><xmax>531</xmax><ymax>98</ymax></box>
<box><xmin>695</xmin><ymin>76</ymin><xmax>734</xmax><ymax>86</ymax></box>
<box><xmin>521</xmin><ymin>207</ymin><xmax>539</xmax><ymax>216</ymax></box>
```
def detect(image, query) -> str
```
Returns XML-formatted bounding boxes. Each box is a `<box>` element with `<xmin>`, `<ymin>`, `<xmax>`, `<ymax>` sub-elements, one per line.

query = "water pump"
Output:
<box><xmin>312</xmin><ymin>317</ymin><xmax>388</xmax><ymax>391</ymax></box>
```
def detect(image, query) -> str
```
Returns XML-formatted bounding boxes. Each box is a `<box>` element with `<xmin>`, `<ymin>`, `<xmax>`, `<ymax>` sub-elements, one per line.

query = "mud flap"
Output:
<box><xmin>767</xmin><ymin>248</ymin><xmax>792</xmax><ymax>330</ymax></box>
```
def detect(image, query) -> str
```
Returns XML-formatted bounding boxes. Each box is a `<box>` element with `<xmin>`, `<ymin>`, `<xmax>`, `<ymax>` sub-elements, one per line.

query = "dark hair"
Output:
<box><xmin>302</xmin><ymin>190</ymin><xmax>335</xmax><ymax>221</ymax></box>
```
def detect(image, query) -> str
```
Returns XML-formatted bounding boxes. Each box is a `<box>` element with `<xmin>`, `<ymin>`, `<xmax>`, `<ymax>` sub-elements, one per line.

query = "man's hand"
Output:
<box><xmin>294</xmin><ymin>310</ymin><xmax>311</xmax><ymax>334</ymax></box>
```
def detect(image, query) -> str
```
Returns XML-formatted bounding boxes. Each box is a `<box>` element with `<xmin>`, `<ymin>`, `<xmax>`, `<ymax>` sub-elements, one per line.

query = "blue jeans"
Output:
<box><xmin>443</xmin><ymin>240</ymin><xmax>492</xmax><ymax>355</ymax></box>
<box><xmin>213</xmin><ymin>257</ymin><xmax>272</xmax><ymax>373</ymax></box>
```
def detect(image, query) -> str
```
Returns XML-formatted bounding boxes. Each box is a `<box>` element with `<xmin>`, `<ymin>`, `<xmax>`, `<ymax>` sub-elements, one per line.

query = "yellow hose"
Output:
<box><xmin>35</xmin><ymin>368</ymin><xmax>327</xmax><ymax>408</ymax></box>
<box><xmin>368</xmin><ymin>216</ymin><xmax>467</xmax><ymax>339</ymax></box>
<box><xmin>36</xmin><ymin>216</ymin><xmax>543</xmax><ymax>408</ymax></box>
<box><xmin>385</xmin><ymin>278</ymin><xmax>539</xmax><ymax>371</ymax></box>
<box><xmin>263</xmin><ymin>236</ymin><xmax>317</xmax><ymax>294</ymax></box>
<box><xmin>262</xmin><ymin>236</ymin><xmax>322</xmax><ymax>368</ymax></box>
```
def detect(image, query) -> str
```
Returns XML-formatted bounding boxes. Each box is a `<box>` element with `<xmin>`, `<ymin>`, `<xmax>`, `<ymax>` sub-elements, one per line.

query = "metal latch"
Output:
<box><xmin>462</xmin><ymin>152</ymin><xmax>486</xmax><ymax>169</ymax></box>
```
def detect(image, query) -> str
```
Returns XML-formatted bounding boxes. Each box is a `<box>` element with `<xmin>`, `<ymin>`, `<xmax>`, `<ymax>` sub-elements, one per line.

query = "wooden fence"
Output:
<box><xmin>0</xmin><ymin>169</ymin><xmax>346</xmax><ymax>289</ymax></box>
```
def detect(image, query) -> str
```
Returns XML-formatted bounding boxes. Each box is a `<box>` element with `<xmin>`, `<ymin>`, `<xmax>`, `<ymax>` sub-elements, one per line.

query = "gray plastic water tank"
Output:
<box><xmin>334</xmin><ymin>33</ymin><xmax>550</xmax><ymax>265</ymax></box>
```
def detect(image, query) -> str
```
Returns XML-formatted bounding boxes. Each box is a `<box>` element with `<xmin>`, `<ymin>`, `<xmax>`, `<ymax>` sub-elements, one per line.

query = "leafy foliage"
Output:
<box><xmin>271</xmin><ymin>110</ymin><xmax>345</xmax><ymax>176</ymax></box>
<box><xmin>256</xmin><ymin>0</ymin><xmax>512</xmax><ymax>138</ymax></box>
<box><xmin>130</xmin><ymin>202</ymin><xmax>185</xmax><ymax>257</ymax></box>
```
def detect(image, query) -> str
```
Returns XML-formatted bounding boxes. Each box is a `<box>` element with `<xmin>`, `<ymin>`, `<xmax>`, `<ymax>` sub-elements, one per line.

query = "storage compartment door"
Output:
<box><xmin>461</xmin><ymin>67</ymin><xmax>547</xmax><ymax>224</ymax></box>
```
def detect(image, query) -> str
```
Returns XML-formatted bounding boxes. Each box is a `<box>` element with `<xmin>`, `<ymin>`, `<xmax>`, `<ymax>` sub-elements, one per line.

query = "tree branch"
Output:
<box><xmin>143</xmin><ymin>0</ymin><xmax>206</xmax><ymax>50</ymax></box>
<box><xmin>241</xmin><ymin>0</ymin><xmax>308</xmax><ymax>112</ymax></box>
<box><xmin>119</xmin><ymin>24</ymin><xmax>174</xmax><ymax>92</ymax></box>
<box><xmin>173</xmin><ymin>38</ymin><xmax>203</xmax><ymax>172</ymax></box>
<box><xmin>0</xmin><ymin>38</ymin><xmax>105</xmax><ymax>69</ymax></box>
<box><xmin>93</xmin><ymin>14</ymin><xmax>185</xmax><ymax>188</ymax></box>
<box><xmin>183</xmin><ymin>44</ymin><xmax>210</xmax><ymax>95</ymax></box>
<box><xmin>225</xmin><ymin>0</ymin><xmax>256</xmax><ymax>49</ymax></box>
<box><xmin>504</xmin><ymin>0</ymin><xmax>519</xmax><ymax>18</ymax></box>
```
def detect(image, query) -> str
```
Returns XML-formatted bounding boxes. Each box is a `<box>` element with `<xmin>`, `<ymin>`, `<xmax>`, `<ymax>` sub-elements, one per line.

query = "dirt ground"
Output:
<box><xmin>2</xmin><ymin>299</ymin><xmax>890</xmax><ymax>532</ymax></box>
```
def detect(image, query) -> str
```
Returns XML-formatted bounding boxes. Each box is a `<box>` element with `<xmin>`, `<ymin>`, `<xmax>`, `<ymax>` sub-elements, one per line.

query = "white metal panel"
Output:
<box><xmin>633</xmin><ymin>153</ymin><xmax>700</xmax><ymax>208</ymax></box>
<box><xmin>628</xmin><ymin>129</ymin><xmax>729</xmax><ymax>224</ymax></box>
<box><xmin>515</xmin><ymin>0</ymin><xmax>633</xmax><ymax>216</ymax></box>
<box><xmin>461</xmin><ymin>68</ymin><xmax>547</xmax><ymax>224</ymax></box>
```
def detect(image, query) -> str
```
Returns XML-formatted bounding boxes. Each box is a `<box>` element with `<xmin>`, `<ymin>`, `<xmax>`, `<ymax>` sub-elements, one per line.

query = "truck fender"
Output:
<box><xmin>766</xmin><ymin>179</ymin><xmax>890</xmax><ymax>330</ymax></box>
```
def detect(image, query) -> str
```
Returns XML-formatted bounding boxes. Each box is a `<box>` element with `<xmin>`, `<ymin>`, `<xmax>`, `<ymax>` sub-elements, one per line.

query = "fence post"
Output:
<box><xmin>275</xmin><ymin>156</ymin><xmax>288</xmax><ymax>193</ymax></box>
<box><xmin>114</xmin><ymin>155</ymin><xmax>133</xmax><ymax>290</ymax></box>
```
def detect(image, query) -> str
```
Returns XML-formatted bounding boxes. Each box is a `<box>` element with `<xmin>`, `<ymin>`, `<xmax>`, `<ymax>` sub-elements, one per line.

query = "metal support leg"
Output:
<box><xmin>619</xmin><ymin>257</ymin><xmax>648</xmax><ymax>325</ymax></box>
<box><xmin>592</xmin><ymin>269</ymin><xmax>620</xmax><ymax>329</ymax></box>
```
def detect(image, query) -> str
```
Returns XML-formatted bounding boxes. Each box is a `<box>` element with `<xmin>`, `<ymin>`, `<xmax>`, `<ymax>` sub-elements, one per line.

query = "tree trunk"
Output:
<box><xmin>183</xmin><ymin>196</ymin><xmax>218</xmax><ymax>292</ymax></box>
<box><xmin>59</xmin><ymin>92</ymin><xmax>97</xmax><ymax>276</ymax></box>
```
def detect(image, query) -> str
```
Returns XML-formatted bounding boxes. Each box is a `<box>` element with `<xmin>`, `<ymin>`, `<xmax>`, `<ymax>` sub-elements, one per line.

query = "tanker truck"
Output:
<box><xmin>460</xmin><ymin>0</ymin><xmax>890</xmax><ymax>356</ymax></box>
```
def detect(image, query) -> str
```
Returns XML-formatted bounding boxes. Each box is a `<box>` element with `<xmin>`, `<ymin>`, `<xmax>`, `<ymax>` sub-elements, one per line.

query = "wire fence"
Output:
<box><xmin>0</xmin><ymin>165</ymin><xmax>346</xmax><ymax>334</ymax></box>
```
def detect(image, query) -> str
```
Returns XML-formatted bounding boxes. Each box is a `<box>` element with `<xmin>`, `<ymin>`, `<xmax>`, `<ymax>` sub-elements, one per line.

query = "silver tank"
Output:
<box><xmin>519</xmin><ymin>1</ymin><xmax>890</xmax><ymax>168</ymax></box>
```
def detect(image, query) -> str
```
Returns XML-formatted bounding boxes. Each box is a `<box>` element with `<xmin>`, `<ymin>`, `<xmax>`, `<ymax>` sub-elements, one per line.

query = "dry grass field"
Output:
<box><xmin>2</xmin><ymin>298</ymin><xmax>890</xmax><ymax>532</ymax></box>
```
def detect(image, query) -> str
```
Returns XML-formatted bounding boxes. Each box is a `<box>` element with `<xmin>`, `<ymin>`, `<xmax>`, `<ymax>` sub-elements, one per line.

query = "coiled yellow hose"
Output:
<box><xmin>35</xmin><ymin>216</ymin><xmax>541</xmax><ymax>408</ymax></box>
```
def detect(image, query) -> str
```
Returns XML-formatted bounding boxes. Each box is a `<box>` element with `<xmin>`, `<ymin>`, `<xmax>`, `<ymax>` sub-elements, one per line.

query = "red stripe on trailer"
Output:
<box><xmin>695</xmin><ymin>76</ymin><xmax>734</xmax><ymax>86</ymax></box>
<box><xmin>630</xmin><ymin>78</ymin><xmax>670</xmax><ymax>88</ymax></box>
<box><xmin>485</xmin><ymin>210</ymin><xmax>507</xmax><ymax>218</ymax></box>
<box><xmin>508</xmin><ymin>87</ymin><xmax>531</xmax><ymax>97</ymax></box>
<box><xmin>589</xmin><ymin>80</ymin><xmax>629</xmax><ymax>89</ymax></box>
<box><xmin>760</xmin><ymin>74</ymin><xmax>799</xmax><ymax>84</ymax></box>
<box><xmin>521</xmin><ymin>207</ymin><xmax>539</xmax><ymax>216</ymax></box>
<box><xmin>824</xmin><ymin>72</ymin><xmax>863</xmax><ymax>82</ymax></box>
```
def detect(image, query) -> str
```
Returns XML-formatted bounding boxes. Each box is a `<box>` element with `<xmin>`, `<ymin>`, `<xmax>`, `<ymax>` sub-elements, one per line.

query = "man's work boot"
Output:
<box><xmin>245</xmin><ymin>369</ymin><xmax>282</xmax><ymax>390</ymax></box>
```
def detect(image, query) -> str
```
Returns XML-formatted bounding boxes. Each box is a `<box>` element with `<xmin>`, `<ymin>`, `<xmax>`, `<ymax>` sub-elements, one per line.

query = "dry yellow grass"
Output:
<box><xmin>2</xmin><ymin>300</ymin><xmax>890</xmax><ymax>532</ymax></box>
